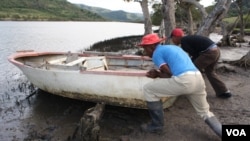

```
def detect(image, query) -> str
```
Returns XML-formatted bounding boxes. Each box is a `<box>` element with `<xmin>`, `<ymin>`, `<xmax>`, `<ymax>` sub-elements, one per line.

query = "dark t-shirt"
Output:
<box><xmin>181</xmin><ymin>35</ymin><xmax>215</xmax><ymax>60</ymax></box>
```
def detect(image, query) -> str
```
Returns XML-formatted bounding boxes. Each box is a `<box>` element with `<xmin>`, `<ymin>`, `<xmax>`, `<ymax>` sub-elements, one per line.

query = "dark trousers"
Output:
<box><xmin>194</xmin><ymin>48</ymin><xmax>228</xmax><ymax>95</ymax></box>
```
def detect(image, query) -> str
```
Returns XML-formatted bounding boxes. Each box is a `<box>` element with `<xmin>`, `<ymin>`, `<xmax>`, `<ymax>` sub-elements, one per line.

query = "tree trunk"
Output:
<box><xmin>164</xmin><ymin>0</ymin><xmax>231</xmax><ymax>37</ymax></box>
<box><xmin>179</xmin><ymin>2</ymin><xmax>194</xmax><ymax>35</ymax></box>
<box><xmin>196</xmin><ymin>0</ymin><xmax>232</xmax><ymax>36</ymax></box>
<box><xmin>218</xmin><ymin>0</ymin><xmax>249</xmax><ymax>47</ymax></box>
<box><xmin>159</xmin><ymin>0</ymin><xmax>231</xmax><ymax>39</ymax></box>
<box><xmin>79</xmin><ymin>103</ymin><xmax>105</xmax><ymax>141</ymax></box>
<box><xmin>140</xmin><ymin>0</ymin><xmax>153</xmax><ymax>35</ymax></box>
<box><xmin>227</xmin><ymin>51</ymin><xmax>250</xmax><ymax>70</ymax></box>
<box><xmin>158</xmin><ymin>19</ymin><xmax>165</xmax><ymax>38</ymax></box>
<box><xmin>236</xmin><ymin>0</ymin><xmax>246</xmax><ymax>42</ymax></box>
<box><xmin>161</xmin><ymin>0</ymin><xmax>176</xmax><ymax>43</ymax></box>
<box><xmin>218</xmin><ymin>16</ymin><xmax>239</xmax><ymax>46</ymax></box>
<box><xmin>187</xmin><ymin>6</ymin><xmax>194</xmax><ymax>35</ymax></box>
<box><xmin>181</xmin><ymin>0</ymin><xmax>208</xmax><ymax>24</ymax></box>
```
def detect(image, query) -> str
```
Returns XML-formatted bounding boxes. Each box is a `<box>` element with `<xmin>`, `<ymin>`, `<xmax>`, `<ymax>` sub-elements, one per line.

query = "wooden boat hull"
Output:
<box><xmin>8</xmin><ymin>51</ymin><xmax>177</xmax><ymax>109</ymax></box>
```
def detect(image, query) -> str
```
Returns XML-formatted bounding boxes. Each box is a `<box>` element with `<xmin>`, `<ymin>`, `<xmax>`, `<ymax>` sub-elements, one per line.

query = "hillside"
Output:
<box><xmin>76</xmin><ymin>4</ymin><xmax>143</xmax><ymax>22</ymax></box>
<box><xmin>0</xmin><ymin>0</ymin><xmax>105</xmax><ymax>21</ymax></box>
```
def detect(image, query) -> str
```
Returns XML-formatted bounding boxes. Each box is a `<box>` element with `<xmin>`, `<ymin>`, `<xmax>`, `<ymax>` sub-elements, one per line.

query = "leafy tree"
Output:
<box><xmin>151</xmin><ymin>3</ymin><xmax>162</xmax><ymax>25</ymax></box>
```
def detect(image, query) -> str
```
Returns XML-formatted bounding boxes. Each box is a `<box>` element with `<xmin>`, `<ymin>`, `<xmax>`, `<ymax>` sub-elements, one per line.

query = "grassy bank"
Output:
<box><xmin>0</xmin><ymin>0</ymin><xmax>105</xmax><ymax>21</ymax></box>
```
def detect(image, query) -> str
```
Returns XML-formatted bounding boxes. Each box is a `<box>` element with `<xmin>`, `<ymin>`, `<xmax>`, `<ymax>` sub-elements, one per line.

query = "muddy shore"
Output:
<box><xmin>1</xmin><ymin>36</ymin><xmax>250</xmax><ymax>141</ymax></box>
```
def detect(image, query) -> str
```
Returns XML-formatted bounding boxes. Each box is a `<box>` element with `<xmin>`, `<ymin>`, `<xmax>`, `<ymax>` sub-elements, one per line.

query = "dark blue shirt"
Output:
<box><xmin>181</xmin><ymin>35</ymin><xmax>215</xmax><ymax>60</ymax></box>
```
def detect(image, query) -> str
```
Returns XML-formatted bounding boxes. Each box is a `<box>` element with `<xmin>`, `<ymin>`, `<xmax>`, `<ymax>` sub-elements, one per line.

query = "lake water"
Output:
<box><xmin>0</xmin><ymin>21</ymin><xmax>145</xmax><ymax>140</ymax></box>
<box><xmin>0</xmin><ymin>21</ymin><xmax>144</xmax><ymax>94</ymax></box>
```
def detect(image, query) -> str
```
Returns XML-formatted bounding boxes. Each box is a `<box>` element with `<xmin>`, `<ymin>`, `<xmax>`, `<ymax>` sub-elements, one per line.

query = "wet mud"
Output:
<box><xmin>2</xmin><ymin>66</ymin><xmax>250</xmax><ymax>141</ymax></box>
<box><xmin>1</xmin><ymin>36</ymin><xmax>250</xmax><ymax>141</ymax></box>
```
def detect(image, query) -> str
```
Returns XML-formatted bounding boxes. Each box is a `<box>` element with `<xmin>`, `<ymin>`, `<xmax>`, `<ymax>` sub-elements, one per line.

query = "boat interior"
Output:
<box><xmin>20</xmin><ymin>52</ymin><xmax>154</xmax><ymax>71</ymax></box>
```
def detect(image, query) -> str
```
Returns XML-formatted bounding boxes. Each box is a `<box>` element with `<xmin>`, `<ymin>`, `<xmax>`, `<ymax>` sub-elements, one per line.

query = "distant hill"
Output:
<box><xmin>0</xmin><ymin>0</ymin><xmax>143</xmax><ymax>22</ymax></box>
<box><xmin>76</xmin><ymin>4</ymin><xmax>144</xmax><ymax>22</ymax></box>
<box><xmin>0</xmin><ymin>0</ymin><xmax>105</xmax><ymax>21</ymax></box>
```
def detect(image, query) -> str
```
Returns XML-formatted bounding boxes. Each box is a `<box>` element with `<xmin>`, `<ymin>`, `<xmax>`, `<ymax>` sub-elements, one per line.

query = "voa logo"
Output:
<box><xmin>226</xmin><ymin>129</ymin><xmax>246</xmax><ymax>136</ymax></box>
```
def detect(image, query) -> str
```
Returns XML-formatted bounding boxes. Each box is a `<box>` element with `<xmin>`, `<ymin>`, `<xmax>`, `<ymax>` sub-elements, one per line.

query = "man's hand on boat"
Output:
<box><xmin>146</xmin><ymin>69</ymin><xmax>159</xmax><ymax>78</ymax></box>
<box><xmin>146</xmin><ymin>68</ymin><xmax>171</xmax><ymax>78</ymax></box>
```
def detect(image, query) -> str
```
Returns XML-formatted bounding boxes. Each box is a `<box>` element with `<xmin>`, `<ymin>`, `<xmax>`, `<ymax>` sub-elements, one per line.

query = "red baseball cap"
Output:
<box><xmin>138</xmin><ymin>33</ymin><xmax>166</xmax><ymax>47</ymax></box>
<box><xmin>171</xmin><ymin>28</ymin><xmax>184</xmax><ymax>37</ymax></box>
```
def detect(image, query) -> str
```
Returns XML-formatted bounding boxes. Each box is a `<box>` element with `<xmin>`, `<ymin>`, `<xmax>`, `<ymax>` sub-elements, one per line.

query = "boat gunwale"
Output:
<box><xmin>8</xmin><ymin>51</ymin><xmax>152</xmax><ymax>76</ymax></box>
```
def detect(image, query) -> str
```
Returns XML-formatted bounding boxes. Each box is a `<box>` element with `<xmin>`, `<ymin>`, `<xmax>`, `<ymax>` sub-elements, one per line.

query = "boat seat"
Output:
<box><xmin>48</xmin><ymin>56</ymin><xmax>86</xmax><ymax>66</ymax></box>
<box><xmin>47</xmin><ymin>57</ymin><xmax>67</xmax><ymax>65</ymax></box>
<box><xmin>46</xmin><ymin>56</ymin><xmax>108</xmax><ymax>71</ymax></box>
<box><xmin>65</xmin><ymin>53</ymin><xmax>78</xmax><ymax>64</ymax></box>
<box><xmin>65</xmin><ymin>57</ymin><xmax>86</xmax><ymax>66</ymax></box>
<box><xmin>82</xmin><ymin>56</ymin><xmax>108</xmax><ymax>71</ymax></box>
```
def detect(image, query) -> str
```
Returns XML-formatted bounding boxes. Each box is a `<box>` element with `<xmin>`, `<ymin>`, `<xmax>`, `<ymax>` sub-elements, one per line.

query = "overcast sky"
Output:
<box><xmin>67</xmin><ymin>0</ymin><xmax>214</xmax><ymax>13</ymax></box>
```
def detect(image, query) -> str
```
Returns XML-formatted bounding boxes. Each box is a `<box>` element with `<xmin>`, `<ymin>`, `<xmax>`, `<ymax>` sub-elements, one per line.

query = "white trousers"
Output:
<box><xmin>143</xmin><ymin>72</ymin><xmax>214</xmax><ymax>120</ymax></box>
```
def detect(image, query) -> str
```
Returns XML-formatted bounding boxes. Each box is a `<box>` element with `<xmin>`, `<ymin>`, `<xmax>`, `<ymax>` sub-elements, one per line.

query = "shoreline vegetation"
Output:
<box><xmin>85</xmin><ymin>33</ymin><xmax>250</xmax><ymax>55</ymax></box>
<box><xmin>85</xmin><ymin>35</ymin><xmax>143</xmax><ymax>54</ymax></box>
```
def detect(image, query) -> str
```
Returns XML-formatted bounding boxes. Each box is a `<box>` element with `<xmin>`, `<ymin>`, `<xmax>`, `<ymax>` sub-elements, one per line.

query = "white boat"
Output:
<box><xmin>8</xmin><ymin>51</ymin><xmax>177</xmax><ymax>109</ymax></box>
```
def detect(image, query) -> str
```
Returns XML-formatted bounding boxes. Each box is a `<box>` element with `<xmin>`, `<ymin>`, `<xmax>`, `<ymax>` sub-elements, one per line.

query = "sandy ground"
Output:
<box><xmin>1</xmin><ymin>46</ymin><xmax>250</xmax><ymax>141</ymax></box>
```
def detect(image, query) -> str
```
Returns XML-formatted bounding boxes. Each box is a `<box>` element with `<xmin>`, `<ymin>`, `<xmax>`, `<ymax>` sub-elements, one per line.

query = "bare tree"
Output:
<box><xmin>225</xmin><ymin>0</ymin><xmax>250</xmax><ymax>69</ymax></box>
<box><xmin>230</xmin><ymin>0</ymin><xmax>250</xmax><ymax>42</ymax></box>
<box><xmin>178</xmin><ymin>2</ymin><xmax>195</xmax><ymax>35</ymax></box>
<box><xmin>128</xmin><ymin>0</ymin><xmax>250</xmax><ymax>69</ymax></box>
<box><xmin>125</xmin><ymin>0</ymin><xmax>153</xmax><ymax>35</ymax></box>
<box><xmin>196</xmin><ymin>0</ymin><xmax>232</xmax><ymax>36</ymax></box>
<box><xmin>219</xmin><ymin>16</ymin><xmax>240</xmax><ymax>46</ymax></box>
<box><xmin>181</xmin><ymin>0</ymin><xmax>208</xmax><ymax>23</ymax></box>
<box><xmin>226</xmin><ymin>51</ymin><xmax>250</xmax><ymax>69</ymax></box>
<box><xmin>139</xmin><ymin>0</ymin><xmax>153</xmax><ymax>34</ymax></box>
<box><xmin>160</xmin><ymin>0</ymin><xmax>232</xmax><ymax>37</ymax></box>
<box><xmin>160</xmin><ymin>0</ymin><xmax>209</xmax><ymax>38</ymax></box>
<box><xmin>161</xmin><ymin>0</ymin><xmax>176</xmax><ymax>41</ymax></box>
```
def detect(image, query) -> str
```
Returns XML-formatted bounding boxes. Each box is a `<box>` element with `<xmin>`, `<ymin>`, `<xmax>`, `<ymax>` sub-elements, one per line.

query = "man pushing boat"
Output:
<box><xmin>138</xmin><ymin>33</ymin><xmax>222</xmax><ymax>138</ymax></box>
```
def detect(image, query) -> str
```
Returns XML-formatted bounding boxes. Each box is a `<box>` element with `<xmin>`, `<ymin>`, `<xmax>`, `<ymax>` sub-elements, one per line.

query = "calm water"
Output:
<box><xmin>0</xmin><ymin>21</ymin><xmax>144</xmax><ymax>95</ymax></box>
<box><xmin>0</xmin><ymin>21</ymin><xmax>144</xmax><ymax>140</ymax></box>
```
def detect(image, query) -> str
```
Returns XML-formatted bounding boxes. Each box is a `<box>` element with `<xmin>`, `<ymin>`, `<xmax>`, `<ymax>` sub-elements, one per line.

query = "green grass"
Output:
<box><xmin>0</xmin><ymin>0</ymin><xmax>105</xmax><ymax>21</ymax></box>
<box><xmin>234</xmin><ymin>28</ymin><xmax>250</xmax><ymax>32</ymax></box>
<box><xmin>223</xmin><ymin>15</ymin><xmax>250</xmax><ymax>24</ymax></box>
<box><xmin>223</xmin><ymin>16</ymin><xmax>238</xmax><ymax>23</ymax></box>
<box><xmin>223</xmin><ymin>15</ymin><xmax>250</xmax><ymax>30</ymax></box>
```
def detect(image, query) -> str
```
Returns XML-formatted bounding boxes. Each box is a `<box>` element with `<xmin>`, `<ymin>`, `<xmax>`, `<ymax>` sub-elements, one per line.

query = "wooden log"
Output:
<box><xmin>80</xmin><ymin>103</ymin><xmax>105</xmax><ymax>141</ymax></box>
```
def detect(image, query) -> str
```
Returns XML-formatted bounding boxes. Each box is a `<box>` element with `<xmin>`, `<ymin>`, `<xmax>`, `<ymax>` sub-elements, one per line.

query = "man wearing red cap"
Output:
<box><xmin>171</xmin><ymin>28</ymin><xmax>232</xmax><ymax>98</ymax></box>
<box><xmin>138</xmin><ymin>33</ymin><xmax>222</xmax><ymax>137</ymax></box>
